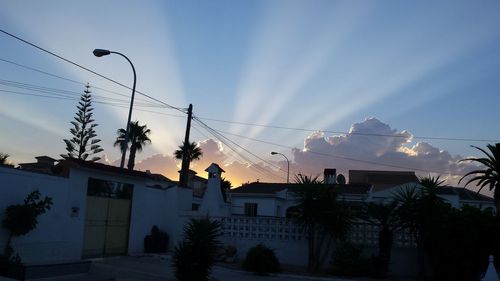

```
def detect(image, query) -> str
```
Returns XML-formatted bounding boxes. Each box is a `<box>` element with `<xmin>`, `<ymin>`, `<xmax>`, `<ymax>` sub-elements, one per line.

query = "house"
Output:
<box><xmin>227</xmin><ymin>181</ymin><xmax>372</xmax><ymax>217</ymax></box>
<box><xmin>0</xmin><ymin>157</ymin><xmax>192</xmax><ymax>265</ymax></box>
<box><xmin>221</xmin><ymin>168</ymin><xmax>496</xmax><ymax>218</ymax></box>
<box><xmin>18</xmin><ymin>155</ymin><xmax>58</xmax><ymax>174</ymax></box>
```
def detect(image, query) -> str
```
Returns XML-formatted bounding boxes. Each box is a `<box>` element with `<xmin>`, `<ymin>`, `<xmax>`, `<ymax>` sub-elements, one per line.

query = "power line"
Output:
<box><xmin>0</xmin><ymin>85</ymin><xmax>189</xmax><ymax>120</ymax></box>
<box><xmin>0</xmin><ymin>80</ymin><xmax>162</xmax><ymax>107</ymax></box>
<box><xmin>197</xmin><ymin>116</ymin><xmax>500</xmax><ymax>143</ymax></box>
<box><xmin>0</xmin><ymin>28</ymin><xmax>187</xmax><ymax>114</ymax></box>
<box><xmin>207</xmin><ymin>127</ymin><xmax>470</xmax><ymax>177</ymax></box>
<box><xmin>0</xmin><ymin>58</ymin><xmax>159</xmax><ymax>105</ymax></box>
<box><xmin>193</xmin><ymin>117</ymin><xmax>286</xmax><ymax>181</ymax></box>
<box><xmin>1</xmin><ymin>29</ymin><xmax>495</xmax><ymax>144</ymax></box>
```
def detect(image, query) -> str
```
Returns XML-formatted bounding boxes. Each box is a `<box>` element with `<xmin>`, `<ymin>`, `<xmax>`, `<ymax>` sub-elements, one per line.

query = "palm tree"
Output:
<box><xmin>172</xmin><ymin>217</ymin><xmax>222</xmax><ymax>281</ymax></box>
<box><xmin>114</xmin><ymin>121</ymin><xmax>151</xmax><ymax>170</ymax></box>
<box><xmin>360</xmin><ymin>200</ymin><xmax>399</xmax><ymax>277</ymax></box>
<box><xmin>221</xmin><ymin>177</ymin><xmax>232</xmax><ymax>202</ymax></box>
<box><xmin>394</xmin><ymin>176</ymin><xmax>448</xmax><ymax>280</ymax></box>
<box><xmin>291</xmin><ymin>174</ymin><xmax>352</xmax><ymax>272</ymax></box>
<box><xmin>459</xmin><ymin>143</ymin><xmax>500</xmax><ymax>210</ymax></box>
<box><xmin>174</xmin><ymin>141</ymin><xmax>203</xmax><ymax>162</ymax></box>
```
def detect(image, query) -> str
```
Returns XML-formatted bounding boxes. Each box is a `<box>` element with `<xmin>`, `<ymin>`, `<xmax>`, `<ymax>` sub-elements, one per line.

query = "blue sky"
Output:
<box><xmin>1</xmin><ymin>0</ymin><xmax>499</xmax><ymax>185</ymax></box>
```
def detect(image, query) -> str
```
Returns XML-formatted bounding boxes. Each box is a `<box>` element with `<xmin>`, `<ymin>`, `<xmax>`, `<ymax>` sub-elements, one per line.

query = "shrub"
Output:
<box><xmin>144</xmin><ymin>225</ymin><xmax>169</xmax><ymax>253</ymax></box>
<box><xmin>242</xmin><ymin>244</ymin><xmax>280</xmax><ymax>275</ymax></box>
<box><xmin>172</xmin><ymin>218</ymin><xmax>221</xmax><ymax>281</ymax></box>
<box><xmin>330</xmin><ymin>241</ymin><xmax>370</xmax><ymax>277</ymax></box>
<box><xmin>2</xmin><ymin>190</ymin><xmax>52</xmax><ymax>264</ymax></box>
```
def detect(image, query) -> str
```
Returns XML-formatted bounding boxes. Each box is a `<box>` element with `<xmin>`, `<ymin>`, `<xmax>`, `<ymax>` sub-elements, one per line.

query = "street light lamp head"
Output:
<box><xmin>93</xmin><ymin>49</ymin><xmax>111</xmax><ymax>57</ymax></box>
<box><xmin>271</xmin><ymin>152</ymin><xmax>278</xmax><ymax>155</ymax></box>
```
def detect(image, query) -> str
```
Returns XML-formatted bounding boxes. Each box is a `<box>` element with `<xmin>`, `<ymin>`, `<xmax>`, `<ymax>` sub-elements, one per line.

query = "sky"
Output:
<box><xmin>0</xmin><ymin>0</ymin><xmax>499</xmax><ymax>189</ymax></box>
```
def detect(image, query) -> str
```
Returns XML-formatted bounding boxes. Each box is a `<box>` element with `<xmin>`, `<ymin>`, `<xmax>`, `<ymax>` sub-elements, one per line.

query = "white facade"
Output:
<box><xmin>0</xmin><ymin>163</ymin><xmax>191</xmax><ymax>264</ymax></box>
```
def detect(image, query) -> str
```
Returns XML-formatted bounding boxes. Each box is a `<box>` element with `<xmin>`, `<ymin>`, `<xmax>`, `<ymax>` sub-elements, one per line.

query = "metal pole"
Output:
<box><xmin>109</xmin><ymin>52</ymin><xmax>137</xmax><ymax>169</ymax></box>
<box><xmin>271</xmin><ymin>152</ymin><xmax>290</xmax><ymax>184</ymax></box>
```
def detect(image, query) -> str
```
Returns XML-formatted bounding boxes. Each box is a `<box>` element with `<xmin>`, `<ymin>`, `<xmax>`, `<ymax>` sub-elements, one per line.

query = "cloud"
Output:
<box><xmin>107</xmin><ymin>118</ymin><xmax>483</xmax><ymax>192</ymax></box>
<box><xmin>134</xmin><ymin>154</ymin><xmax>179</xmax><ymax>180</ymax></box>
<box><xmin>292</xmin><ymin>118</ymin><xmax>477</xmax><ymax>187</ymax></box>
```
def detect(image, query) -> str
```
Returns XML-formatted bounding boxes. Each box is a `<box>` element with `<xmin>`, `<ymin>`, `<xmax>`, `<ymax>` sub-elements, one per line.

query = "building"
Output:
<box><xmin>0</xmin><ymin>158</ymin><xmax>192</xmax><ymax>265</ymax></box>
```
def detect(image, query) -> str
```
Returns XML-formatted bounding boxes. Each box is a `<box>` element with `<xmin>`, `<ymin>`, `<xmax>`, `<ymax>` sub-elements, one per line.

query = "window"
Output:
<box><xmin>244</xmin><ymin>203</ymin><xmax>258</xmax><ymax>217</ymax></box>
<box><xmin>87</xmin><ymin>178</ymin><xmax>133</xmax><ymax>199</ymax></box>
<box><xmin>192</xmin><ymin>203</ymin><xmax>200</xmax><ymax>211</ymax></box>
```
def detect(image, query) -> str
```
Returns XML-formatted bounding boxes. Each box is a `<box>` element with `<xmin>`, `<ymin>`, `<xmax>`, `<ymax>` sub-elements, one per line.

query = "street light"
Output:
<box><xmin>93</xmin><ymin>49</ymin><xmax>136</xmax><ymax>169</ymax></box>
<box><xmin>271</xmin><ymin>151</ymin><xmax>290</xmax><ymax>184</ymax></box>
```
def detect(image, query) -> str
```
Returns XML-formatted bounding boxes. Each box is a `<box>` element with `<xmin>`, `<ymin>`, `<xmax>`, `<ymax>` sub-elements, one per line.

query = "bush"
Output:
<box><xmin>242</xmin><ymin>244</ymin><xmax>280</xmax><ymax>275</ymax></box>
<box><xmin>144</xmin><ymin>225</ymin><xmax>169</xmax><ymax>253</ymax></box>
<box><xmin>2</xmin><ymin>190</ymin><xmax>52</xmax><ymax>264</ymax></box>
<box><xmin>172</xmin><ymin>218</ymin><xmax>221</xmax><ymax>281</ymax></box>
<box><xmin>330</xmin><ymin>241</ymin><xmax>370</xmax><ymax>277</ymax></box>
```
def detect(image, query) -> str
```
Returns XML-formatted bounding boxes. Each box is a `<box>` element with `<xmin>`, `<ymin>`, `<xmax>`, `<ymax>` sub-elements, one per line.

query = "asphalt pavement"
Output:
<box><xmin>26</xmin><ymin>255</ymin><xmax>357</xmax><ymax>281</ymax></box>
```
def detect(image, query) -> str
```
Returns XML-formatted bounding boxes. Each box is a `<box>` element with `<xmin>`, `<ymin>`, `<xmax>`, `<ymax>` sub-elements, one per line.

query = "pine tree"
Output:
<box><xmin>61</xmin><ymin>84</ymin><xmax>103</xmax><ymax>161</ymax></box>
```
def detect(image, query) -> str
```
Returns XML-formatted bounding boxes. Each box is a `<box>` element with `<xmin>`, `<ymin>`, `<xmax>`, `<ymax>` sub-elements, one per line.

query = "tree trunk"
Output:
<box><xmin>307</xmin><ymin>226</ymin><xmax>317</xmax><ymax>272</ymax></box>
<box><xmin>128</xmin><ymin>146</ymin><xmax>136</xmax><ymax>170</ymax></box>
<box><xmin>494</xmin><ymin>184</ymin><xmax>500</xmax><ymax>213</ymax></box>
<box><xmin>378</xmin><ymin>227</ymin><xmax>393</xmax><ymax>277</ymax></box>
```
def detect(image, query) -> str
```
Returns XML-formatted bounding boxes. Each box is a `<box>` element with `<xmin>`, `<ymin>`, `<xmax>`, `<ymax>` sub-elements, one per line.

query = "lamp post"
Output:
<box><xmin>93</xmin><ymin>49</ymin><xmax>136</xmax><ymax>169</ymax></box>
<box><xmin>271</xmin><ymin>151</ymin><xmax>289</xmax><ymax>184</ymax></box>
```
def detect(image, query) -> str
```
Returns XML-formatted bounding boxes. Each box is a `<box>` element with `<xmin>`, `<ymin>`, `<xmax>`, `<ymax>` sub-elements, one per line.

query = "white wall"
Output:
<box><xmin>230</xmin><ymin>196</ymin><xmax>283</xmax><ymax>217</ymax></box>
<box><xmin>69</xmin><ymin>167</ymin><xmax>190</xmax><ymax>255</ymax></box>
<box><xmin>0</xmin><ymin>167</ymin><xmax>85</xmax><ymax>264</ymax></box>
<box><xmin>0</xmin><ymin>166</ymin><xmax>190</xmax><ymax>264</ymax></box>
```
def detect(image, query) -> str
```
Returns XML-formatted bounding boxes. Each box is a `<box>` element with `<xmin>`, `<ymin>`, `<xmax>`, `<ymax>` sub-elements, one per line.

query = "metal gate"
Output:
<box><xmin>82</xmin><ymin>178</ymin><xmax>133</xmax><ymax>258</ymax></box>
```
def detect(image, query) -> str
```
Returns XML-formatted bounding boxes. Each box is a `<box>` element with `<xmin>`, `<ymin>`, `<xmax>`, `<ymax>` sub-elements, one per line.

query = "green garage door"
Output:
<box><xmin>82</xmin><ymin>178</ymin><xmax>133</xmax><ymax>258</ymax></box>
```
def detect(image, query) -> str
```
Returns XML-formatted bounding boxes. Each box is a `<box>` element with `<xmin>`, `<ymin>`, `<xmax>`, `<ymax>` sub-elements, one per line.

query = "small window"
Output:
<box><xmin>192</xmin><ymin>203</ymin><xmax>200</xmax><ymax>211</ymax></box>
<box><xmin>244</xmin><ymin>203</ymin><xmax>258</xmax><ymax>217</ymax></box>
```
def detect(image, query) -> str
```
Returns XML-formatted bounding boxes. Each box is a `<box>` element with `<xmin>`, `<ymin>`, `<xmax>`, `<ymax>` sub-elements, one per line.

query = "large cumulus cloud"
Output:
<box><xmin>292</xmin><ymin>118</ymin><xmax>475</xmax><ymax>186</ymax></box>
<box><xmin>103</xmin><ymin>118</ymin><xmax>482</xmax><ymax>189</ymax></box>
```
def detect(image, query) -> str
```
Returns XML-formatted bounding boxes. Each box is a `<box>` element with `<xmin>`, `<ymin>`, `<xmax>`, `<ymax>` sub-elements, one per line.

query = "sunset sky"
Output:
<box><xmin>1</xmin><ymin>1</ymin><xmax>499</xmax><ymax>187</ymax></box>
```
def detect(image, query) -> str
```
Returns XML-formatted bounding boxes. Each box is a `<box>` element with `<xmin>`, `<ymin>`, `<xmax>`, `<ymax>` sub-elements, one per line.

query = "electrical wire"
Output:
<box><xmin>200</xmin><ymin>126</ymin><xmax>471</xmax><ymax>177</ymax></box>
<box><xmin>192</xmin><ymin>117</ymin><xmax>286</xmax><ymax>181</ymax></box>
<box><xmin>196</xmin><ymin>116</ymin><xmax>500</xmax><ymax>143</ymax></box>
<box><xmin>0</xmin><ymin>58</ymin><xmax>166</xmax><ymax>105</ymax></box>
<box><xmin>0</xmin><ymin>29</ymin><xmax>187</xmax><ymax>114</ymax></box>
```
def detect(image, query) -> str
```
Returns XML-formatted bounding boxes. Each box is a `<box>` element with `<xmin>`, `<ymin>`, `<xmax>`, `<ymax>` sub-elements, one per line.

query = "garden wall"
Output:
<box><xmin>0</xmin><ymin>167</ymin><xmax>82</xmax><ymax>264</ymax></box>
<box><xmin>211</xmin><ymin>216</ymin><xmax>418</xmax><ymax>276</ymax></box>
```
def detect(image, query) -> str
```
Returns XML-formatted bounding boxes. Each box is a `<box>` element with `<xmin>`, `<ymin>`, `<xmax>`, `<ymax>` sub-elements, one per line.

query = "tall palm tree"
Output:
<box><xmin>360</xmin><ymin>200</ymin><xmax>399</xmax><ymax>277</ymax></box>
<box><xmin>459</xmin><ymin>143</ymin><xmax>500</xmax><ymax>210</ymax></box>
<box><xmin>394</xmin><ymin>177</ymin><xmax>448</xmax><ymax>280</ymax></box>
<box><xmin>174</xmin><ymin>141</ymin><xmax>203</xmax><ymax>162</ymax></box>
<box><xmin>291</xmin><ymin>174</ymin><xmax>352</xmax><ymax>272</ymax></box>
<box><xmin>114</xmin><ymin>121</ymin><xmax>151</xmax><ymax>170</ymax></box>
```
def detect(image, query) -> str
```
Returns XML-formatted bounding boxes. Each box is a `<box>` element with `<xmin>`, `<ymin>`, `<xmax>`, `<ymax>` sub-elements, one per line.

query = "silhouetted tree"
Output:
<box><xmin>172</xmin><ymin>218</ymin><xmax>221</xmax><ymax>281</ymax></box>
<box><xmin>61</xmin><ymin>84</ymin><xmax>103</xmax><ymax>161</ymax></box>
<box><xmin>360</xmin><ymin>200</ymin><xmax>399</xmax><ymax>277</ymax></box>
<box><xmin>0</xmin><ymin>153</ymin><xmax>12</xmax><ymax>166</ymax></box>
<box><xmin>174</xmin><ymin>141</ymin><xmax>203</xmax><ymax>162</ymax></box>
<box><xmin>394</xmin><ymin>176</ymin><xmax>448</xmax><ymax>280</ymax></box>
<box><xmin>291</xmin><ymin>174</ymin><xmax>352</xmax><ymax>272</ymax></box>
<box><xmin>221</xmin><ymin>177</ymin><xmax>232</xmax><ymax>202</ymax></box>
<box><xmin>114</xmin><ymin>121</ymin><xmax>151</xmax><ymax>170</ymax></box>
<box><xmin>459</xmin><ymin>143</ymin><xmax>500</xmax><ymax>210</ymax></box>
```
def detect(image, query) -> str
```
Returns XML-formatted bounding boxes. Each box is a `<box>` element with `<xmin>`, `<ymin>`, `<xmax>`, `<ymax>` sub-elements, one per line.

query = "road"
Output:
<box><xmin>28</xmin><ymin>255</ymin><xmax>353</xmax><ymax>281</ymax></box>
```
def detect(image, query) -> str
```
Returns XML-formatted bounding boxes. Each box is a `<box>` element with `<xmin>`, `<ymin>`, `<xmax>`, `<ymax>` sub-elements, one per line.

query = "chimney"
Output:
<box><xmin>324</xmin><ymin>169</ymin><xmax>336</xmax><ymax>184</ymax></box>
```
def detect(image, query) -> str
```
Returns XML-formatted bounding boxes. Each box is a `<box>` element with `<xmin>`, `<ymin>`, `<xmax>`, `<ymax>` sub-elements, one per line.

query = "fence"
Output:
<box><xmin>212</xmin><ymin>216</ymin><xmax>416</xmax><ymax>248</ymax></box>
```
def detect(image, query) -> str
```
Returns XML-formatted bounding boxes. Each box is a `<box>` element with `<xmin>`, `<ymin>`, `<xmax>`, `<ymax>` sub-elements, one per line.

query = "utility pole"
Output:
<box><xmin>179</xmin><ymin>104</ymin><xmax>193</xmax><ymax>187</ymax></box>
